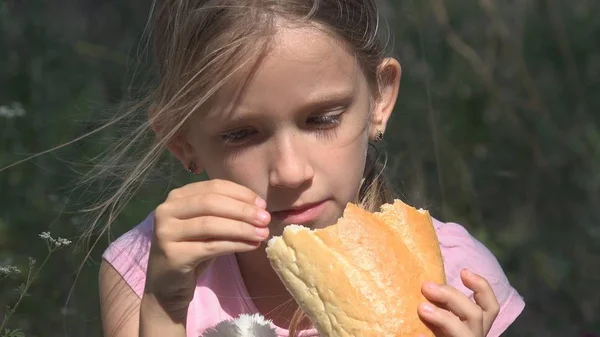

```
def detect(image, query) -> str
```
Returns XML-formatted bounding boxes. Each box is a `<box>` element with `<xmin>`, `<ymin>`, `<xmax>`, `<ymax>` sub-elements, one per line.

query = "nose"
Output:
<box><xmin>268</xmin><ymin>134</ymin><xmax>314</xmax><ymax>188</ymax></box>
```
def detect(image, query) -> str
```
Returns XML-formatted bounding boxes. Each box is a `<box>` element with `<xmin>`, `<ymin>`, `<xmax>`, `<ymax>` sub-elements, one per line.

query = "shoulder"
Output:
<box><xmin>102</xmin><ymin>212</ymin><xmax>154</xmax><ymax>298</ymax></box>
<box><xmin>432</xmin><ymin>218</ymin><xmax>525</xmax><ymax>337</ymax></box>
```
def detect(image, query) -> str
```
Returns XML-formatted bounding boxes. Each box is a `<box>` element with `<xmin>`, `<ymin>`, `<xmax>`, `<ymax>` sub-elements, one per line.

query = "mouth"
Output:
<box><xmin>271</xmin><ymin>200</ymin><xmax>328</xmax><ymax>225</ymax></box>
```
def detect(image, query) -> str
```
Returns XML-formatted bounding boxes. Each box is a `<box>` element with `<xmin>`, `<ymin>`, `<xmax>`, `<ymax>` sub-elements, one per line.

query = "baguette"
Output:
<box><xmin>265</xmin><ymin>199</ymin><xmax>446</xmax><ymax>336</ymax></box>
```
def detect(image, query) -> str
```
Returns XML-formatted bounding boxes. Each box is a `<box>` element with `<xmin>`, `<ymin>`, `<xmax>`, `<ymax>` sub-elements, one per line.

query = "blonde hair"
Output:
<box><xmin>81</xmin><ymin>0</ymin><xmax>395</xmax><ymax>333</ymax></box>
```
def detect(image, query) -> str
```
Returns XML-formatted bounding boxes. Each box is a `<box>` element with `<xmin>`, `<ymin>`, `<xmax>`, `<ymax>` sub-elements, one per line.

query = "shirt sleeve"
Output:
<box><xmin>434</xmin><ymin>219</ymin><xmax>526</xmax><ymax>337</ymax></box>
<box><xmin>102</xmin><ymin>212</ymin><xmax>154</xmax><ymax>298</ymax></box>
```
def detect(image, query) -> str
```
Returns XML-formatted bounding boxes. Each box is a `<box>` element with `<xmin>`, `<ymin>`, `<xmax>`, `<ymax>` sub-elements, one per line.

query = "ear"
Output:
<box><xmin>369</xmin><ymin>58</ymin><xmax>401</xmax><ymax>140</ymax></box>
<box><xmin>148</xmin><ymin>104</ymin><xmax>203</xmax><ymax>172</ymax></box>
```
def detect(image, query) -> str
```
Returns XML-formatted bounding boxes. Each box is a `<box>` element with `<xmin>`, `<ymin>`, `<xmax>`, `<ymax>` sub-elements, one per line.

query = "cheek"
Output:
<box><xmin>200</xmin><ymin>148</ymin><xmax>270</xmax><ymax>195</ymax></box>
<box><xmin>314</xmin><ymin>135</ymin><xmax>369</xmax><ymax>200</ymax></box>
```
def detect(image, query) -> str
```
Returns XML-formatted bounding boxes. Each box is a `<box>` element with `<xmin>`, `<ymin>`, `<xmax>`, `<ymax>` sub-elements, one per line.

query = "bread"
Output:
<box><xmin>265</xmin><ymin>199</ymin><xmax>446</xmax><ymax>337</ymax></box>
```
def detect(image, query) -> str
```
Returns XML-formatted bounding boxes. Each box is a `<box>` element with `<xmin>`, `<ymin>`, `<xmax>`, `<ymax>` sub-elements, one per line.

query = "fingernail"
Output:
<box><xmin>463</xmin><ymin>268</ymin><xmax>474</xmax><ymax>277</ymax></box>
<box><xmin>255</xmin><ymin>227</ymin><xmax>269</xmax><ymax>238</ymax></box>
<box><xmin>255</xmin><ymin>197</ymin><xmax>267</xmax><ymax>209</ymax></box>
<box><xmin>257</xmin><ymin>210</ymin><xmax>270</xmax><ymax>224</ymax></box>
<box><xmin>422</xmin><ymin>303</ymin><xmax>435</xmax><ymax>314</ymax></box>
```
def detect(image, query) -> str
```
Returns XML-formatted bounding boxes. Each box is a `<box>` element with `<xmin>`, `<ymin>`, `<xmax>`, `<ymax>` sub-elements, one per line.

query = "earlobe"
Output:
<box><xmin>370</xmin><ymin>58</ymin><xmax>402</xmax><ymax>139</ymax></box>
<box><xmin>167</xmin><ymin>132</ymin><xmax>204</xmax><ymax>174</ymax></box>
<box><xmin>148</xmin><ymin>104</ymin><xmax>203</xmax><ymax>173</ymax></box>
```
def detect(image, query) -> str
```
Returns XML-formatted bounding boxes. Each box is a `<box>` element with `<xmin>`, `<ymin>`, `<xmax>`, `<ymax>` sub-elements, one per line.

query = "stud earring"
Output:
<box><xmin>374</xmin><ymin>130</ymin><xmax>384</xmax><ymax>142</ymax></box>
<box><xmin>187</xmin><ymin>162</ymin><xmax>197</xmax><ymax>174</ymax></box>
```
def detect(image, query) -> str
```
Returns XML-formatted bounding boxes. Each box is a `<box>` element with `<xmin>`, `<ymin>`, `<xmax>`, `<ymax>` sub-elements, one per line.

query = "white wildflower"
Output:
<box><xmin>0</xmin><ymin>102</ymin><xmax>26</xmax><ymax>118</ymax></box>
<box><xmin>0</xmin><ymin>265</ymin><xmax>21</xmax><ymax>276</ymax></box>
<box><xmin>55</xmin><ymin>238</ymin><xmax>72</xmax><ymax>247</ymax></box>
<box><xmin>39</xmin><ymin>231</ymin><xmax>72</xmax><ymax>248</ymax></box>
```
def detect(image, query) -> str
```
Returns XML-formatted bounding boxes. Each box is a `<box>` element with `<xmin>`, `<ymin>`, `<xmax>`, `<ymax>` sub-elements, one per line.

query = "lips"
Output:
<box><xmin>271</xmin><ymin>200</ymin><xmax>327</xmax><ymax>224</ymax></box>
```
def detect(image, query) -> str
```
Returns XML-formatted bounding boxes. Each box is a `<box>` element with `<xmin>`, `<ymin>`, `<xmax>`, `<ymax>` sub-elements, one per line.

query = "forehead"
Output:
<box><xmin>206</xmin><ymin>25</ymin><xmax>366</xmax><ymax>121</ymax></box>
<box><xmin>266</xmin><ymin>24</ymin><xmax>358</xmax><ymax>77</ymax></box>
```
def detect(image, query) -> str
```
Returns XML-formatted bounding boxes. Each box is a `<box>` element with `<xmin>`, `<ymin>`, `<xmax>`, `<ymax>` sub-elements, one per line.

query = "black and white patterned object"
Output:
<box><xmin>200</xmin><ymin>313</ymin><xmax>278</xmax><ymax>337</ymax></box>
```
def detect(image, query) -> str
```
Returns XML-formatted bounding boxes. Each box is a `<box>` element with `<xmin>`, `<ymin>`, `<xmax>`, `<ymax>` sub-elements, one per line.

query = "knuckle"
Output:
<box><xmin>195</xmin><ymin>216</ymin><xmax>208</xmax><ymax>229</ymax></box>
<box><xmin>167</xmin><ymin>188</ymin><xmax>182</xmax><ymax>200</ymax></box>
<box><xmin>192</xmin><ymin>193</ymin><xmax>212</xmax><ymax>213</ymax></box>
<box><xmin>193</xmin><ymin>193</ymin><xmax>209</xmax><ymax>206</ymax></box>
<box><xmin>153</xmin><ymin>211</ymin><xmax>173</xmax><ymax>238</ymax></box>
<box><xmin>154</xmin><ymin>203</ymin><xmax>171</xmax><ymax>219</ymax></box>
<box><xmin>161</xmin><ymin>244</ymin><xmax>179</xmax><ymax>262</ymax></box>
<box><xmin>247</xmin><ymin>190</ymin><xmax>259</xmax><ymax>202</ymax></box>
<box><xmin>208</xmin><ymin>179</ymin><xmax>225</xmax><ymax>191</ymax></box>
<box><xmin>202</xmin><ymin>240</ymin><xmax>219</xmax><ymax>256</ymax></box>
<box><xmin>471</xmin><ymin>307</ymin><xmax>484</xmax><ymax>321</ymax></box>
<box><xmin>450</xmin><ymin>313</ymin><xmax>463</xmax><ymax>326</ymax></box>
<box><xmin>490</xmin><ymin>302</ymin><xmax>501</xmax><ymax>317</ymax></box>
<box><xmin>194</xmin><ymin>217</ymin><xmax>211</xmax><ymax>236</ymax></box>
<box><xmin>242</xmin><ymin>203</ymin><xmax>256</xmax><ymax>219</ymax></box>
<box><xmin>236</xmin><ymin>220</ymin><xmax>249</xmax><ymax>235</ymax></box>
<box><xmin>154</xmin><ymin>220</ymin><xmax>173</xmax><ymax>240</ymax></box>
<box><xmin>438</xmin><ymin>312</ymin><xmax>461</xmax><ymax>333</ymax></box>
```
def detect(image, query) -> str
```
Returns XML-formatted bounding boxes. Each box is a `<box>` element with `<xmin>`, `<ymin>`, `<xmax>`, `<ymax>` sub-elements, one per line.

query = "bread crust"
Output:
<box><xmin>266</xmin><ymin>199</ymin><xmax>446</xmax><ymax>337</ymax></box>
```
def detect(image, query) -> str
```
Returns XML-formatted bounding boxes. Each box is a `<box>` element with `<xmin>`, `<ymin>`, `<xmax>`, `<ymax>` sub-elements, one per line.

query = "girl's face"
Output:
<box><xmin>180</xmin><ymin>26</ymin><xmax>400</xmax><ymax>236</ymax></box>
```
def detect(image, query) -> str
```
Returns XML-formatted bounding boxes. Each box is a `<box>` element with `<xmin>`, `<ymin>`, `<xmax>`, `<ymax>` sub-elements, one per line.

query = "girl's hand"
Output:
<box><xmin>144</xmin><ymin>179</ymin><xmax>271</xmax><ymax>318</ymax></box>
<box><xmin>417</xmin><ymin>269</ymin><xmax>500</xmax><ymax>337</ymax></box>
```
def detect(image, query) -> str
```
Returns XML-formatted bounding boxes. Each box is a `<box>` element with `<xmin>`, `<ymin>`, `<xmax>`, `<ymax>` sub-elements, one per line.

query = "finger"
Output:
<box><xmin>172</xmin><ymin>216</ymin><xmax>270</xmax><ymax>242</ymax></box>
<box><xmin>158</xmin><ymin>193</ymin><xmax>270</xmax><ymax>226</ymax></box>
<box><xmin>461</xmin><ymin>269</ymin><xmax>500</xmax><ymax>335</ymax></box>
<box><xmin>167</xmin><ymin>179</ymin><xmax>265</xmax><ymax>208</ymax></box>
<box><xmin>417</xmin><ymin>302</ymin><xmax>474</xmax><ymax>337</ymax></box>
<box><xmin>421</xmin><ymin>282</ymin><xmax>484</xmax><ymax>336</ymax></box>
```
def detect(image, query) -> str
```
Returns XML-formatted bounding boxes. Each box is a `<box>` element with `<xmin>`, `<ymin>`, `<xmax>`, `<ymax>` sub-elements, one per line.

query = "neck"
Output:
<box><xmin>235</xmin><ymin>246</ymin><xmax>307</xmax><ymax>329</ymax></box>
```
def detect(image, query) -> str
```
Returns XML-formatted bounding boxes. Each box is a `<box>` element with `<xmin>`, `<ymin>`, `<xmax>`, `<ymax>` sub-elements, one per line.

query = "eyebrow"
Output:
<box><xmin>301</xmin><ymin>88</ymin><xmax>356</xmax><ymax>112</ymax></box>
<box><xmin>223</xmin><ymin>87</ymin><xmax>357</xmax><ymax>123</ymax></box>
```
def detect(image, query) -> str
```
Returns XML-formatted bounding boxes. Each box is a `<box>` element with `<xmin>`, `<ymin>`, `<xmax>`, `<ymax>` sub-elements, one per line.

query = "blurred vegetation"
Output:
<box><xmin>0</xmin><ymin>0</ymin><xmax>598</xmax><ymax>336</ymax></box>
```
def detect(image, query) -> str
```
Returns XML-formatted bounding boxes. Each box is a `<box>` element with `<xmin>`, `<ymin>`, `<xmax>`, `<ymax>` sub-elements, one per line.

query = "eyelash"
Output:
<box><xmin>307</xmin><ymin>114</ymin><xmax>343</xmax><ymax>128</ymax></box>
<box><xmin>220</xmin><ymin>111</ymin><xmax>344</xmax><ymax>145</ymax></box>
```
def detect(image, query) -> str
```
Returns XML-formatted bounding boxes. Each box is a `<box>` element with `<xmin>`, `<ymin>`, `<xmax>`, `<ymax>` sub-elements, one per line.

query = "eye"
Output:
<box><xmin>307</xmin><ymin>110</ymin><xmax>344</xmax><ymax>128</ymax></box>
<box><xmin>220</xmin><ymin>128</ymin><xmax>257</xmax><ymax>144</ymax></box>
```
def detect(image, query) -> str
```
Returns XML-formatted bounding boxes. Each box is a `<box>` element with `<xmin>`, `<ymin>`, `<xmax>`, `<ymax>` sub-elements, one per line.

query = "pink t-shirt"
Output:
<box><xmin>103</xmin><ymin>212</ymin><xmax>525</xmax><ymax>337</ymax></box>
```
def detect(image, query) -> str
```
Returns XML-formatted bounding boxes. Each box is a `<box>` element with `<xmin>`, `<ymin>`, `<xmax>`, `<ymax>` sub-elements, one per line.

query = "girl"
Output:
<box><xmin>99</xmin><ymin>0</ymin><xmax>525</xmax><ymax>336</ymax></box>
